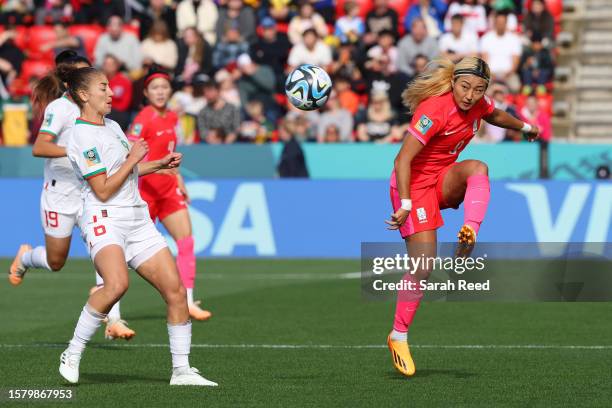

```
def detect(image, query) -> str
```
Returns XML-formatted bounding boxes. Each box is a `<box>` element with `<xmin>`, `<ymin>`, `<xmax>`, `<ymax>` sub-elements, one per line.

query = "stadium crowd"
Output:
<box><xmin>0</xmin><ymin>0</ymin><xmax>560</xmax><ymax>145</ymax></box>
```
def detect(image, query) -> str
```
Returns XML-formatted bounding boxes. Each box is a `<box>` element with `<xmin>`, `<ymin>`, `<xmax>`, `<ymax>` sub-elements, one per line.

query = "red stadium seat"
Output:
<box><xmin>68</xmin><ymin>24</ymin><xmax>104</xmax><ymax>60</ymax></box>
<box><xmin>27</xmin><ymin>25</ymin><xmax>56</xmax><ymax>61</ymax></box>
<box><xmin>525</xmin><ymin>0</ymin><xmax>562</xmax><ymax>20</ymax></box>
<box><xmin>276</xmin><ymin>22</ymin><xmax>289</xmax><ymax>34</ymax></box>
<box><xmin>122</xmin><ymin>24</ymin><xmax>140</xmax><ymax>40</ymax></box>
<box><xmin>20</xmin><ymin>59</ymin><xmax>55</xmax><ymax>81</ymax></box>
<box><xmin>388</xmin><ymin>0</ymin><xmax>411</xmax><ymax>24</ymax></box>
<box><xmin>335</xmin><ymin>0</ymin><xmax>373</xmax><ymax>18</ymax></box>
<box><xmin>13</xmin><ymin>26</ymin><xmax>29</xmax><ymax>51</ymax></box>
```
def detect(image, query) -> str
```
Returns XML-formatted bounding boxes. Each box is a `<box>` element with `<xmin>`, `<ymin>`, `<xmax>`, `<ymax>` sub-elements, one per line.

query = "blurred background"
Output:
<box><xmin>0</xmin><ymin>0</ymin><xmax>610</xmax><ymax>258</ymax></box>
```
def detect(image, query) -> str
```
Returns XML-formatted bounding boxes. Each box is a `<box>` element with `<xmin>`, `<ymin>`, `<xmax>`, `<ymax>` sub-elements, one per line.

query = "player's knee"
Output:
<box><xmin>177</xmin><ymin>236</ymin><xmax>194</xmax><ymax>254</ymax></box>
<box><xmin>106</xmin><ymin>279</ymin><xmax>129</xmax><ymax>300</ymax></box>
<box><xmin>166</xmin><ymin>284</ymin><xmax>187</xmax><ymax>306</ymax></box>
<box><xmin>47</xmin><ymin>256</ymin><xmax>66</xmax><ymax>272</ymax></box>
<box><xmin>471</xmin><ymin>161</ymin><xmax>489</xmax><ymax>176</ymax></box>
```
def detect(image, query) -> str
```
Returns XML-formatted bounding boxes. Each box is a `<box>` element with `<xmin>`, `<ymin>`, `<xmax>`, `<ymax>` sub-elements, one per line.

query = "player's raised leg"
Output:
<box><xmin>133</xmin><ymin>247</ymin><xmax>217</xmax><ymax>386</ymax></box>
<box><xmin>9</xmin><ymin>234</ymin><xmax>71</xmax><ymax>285</ymax></box>
<box><xmin>441</xmin><ymin>160</ymin><xmax>490</xmax><ymax>256</ymax></box>
<box><xmin>162</xmin><ymin>208</ymin><xmax>212</xmax><ymax>321</ymax></box>
<box><xmin>60</xmin><ymin>245</ymin><xmax>129</xmax><ymax>384</ymax></box>
<box><xmin>388</xmin><ymin>232</ymin><xmax>437</xmax><ymax>377</ymax></box>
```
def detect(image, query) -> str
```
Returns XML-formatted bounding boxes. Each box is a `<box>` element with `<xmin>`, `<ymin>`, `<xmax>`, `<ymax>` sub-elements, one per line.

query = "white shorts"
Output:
<box><xmin>40</xmin><ymin>186</ymin><xmax>82</xmax><ymax>238</ymax></box>
<box><xmin>81</xmin><ymin>206</ymin><xmax>168</xmax><ymax>270</ymax></box>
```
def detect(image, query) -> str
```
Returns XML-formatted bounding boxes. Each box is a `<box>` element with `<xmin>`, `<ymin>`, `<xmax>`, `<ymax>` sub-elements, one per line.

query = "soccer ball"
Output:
<box><xmin>285</xmin><ymin>64</ymin><xmax>332</xmax><ymax>111</ymax></box>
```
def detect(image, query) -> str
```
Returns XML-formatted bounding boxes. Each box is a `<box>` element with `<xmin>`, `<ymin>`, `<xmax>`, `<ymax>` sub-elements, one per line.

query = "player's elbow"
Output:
<box><xmin>93</xmin><ymin>189</ymin><xmax>112</xmax><ymax>202</ymax></box>
<box><xmin>394</xmin><ymin>152</ymin><xmax>411</xmax><ymax>171</ymax></box>
<box><xmin>32</xmin><ymin>144</ymin><xmax>44</xmax><ymax>157</ymax></box>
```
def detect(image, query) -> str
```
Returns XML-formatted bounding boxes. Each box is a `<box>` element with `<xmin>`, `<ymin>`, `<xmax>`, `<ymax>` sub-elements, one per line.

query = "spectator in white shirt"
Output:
<box><xmin>94</xmin><ymin>15</ymin><xmax>142</xmax><ymax>72</ymax></box>
<box><xmin>334</xmin><ymin>1</ymin><xmax>365</xmax><ymax>44</ymax></box>
<box><xmin>366</xmin><ymin>29</ymin><xmax>398</xmax><ymax>73</ymax></box>
<box><xmin>439</xmin><ymin>14</ymin><xmax>478</xmax><ymax>63</ymax></box>
<box><xmin>443</xmin><ymin>0</ymin><xmax>487</xmax><ymax>36</ymax></box>
<box><xmin>479</xmin><ymin>11</ymin><xmax>522</xmax><ymax>91</ymax></box>
<box><xmin>141</xmin><ymin>20</ymin><xmax>179</xmax><ymax>70</ymax></box>
<box><xmin>176</xmin><ymin>0</ymin><xmax>219</xmax><ymax>45</ymax></box>
<box><xmin>287</xmin><ymin>1</ymin><xmax>328</xmax><ymax>45</ymax></box>
<box><xmin>287</xmin><ymin>28</ymin><xmax>332</xmax><ymax>69</ymax></box>
<box><xmin>397</xmin><ymin>18</ymin><xmax>439</xmax><ymax>77</ymax></box>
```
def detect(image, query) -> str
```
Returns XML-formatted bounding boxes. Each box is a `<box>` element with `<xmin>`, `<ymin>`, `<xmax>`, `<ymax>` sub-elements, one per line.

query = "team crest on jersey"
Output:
<box><xmin>415</xmin><ymin>115</ymin><xmax>433</xmax><ymax>135</ymax></box>
<box><xmin>416</xmin><ymin>207</ymin><xmax>427</xmax><ymax>223</ymax></box>
<box><xmin>83</xmin><ymin>147</ymin><xmax>101</xmax><ymax>167</ymax></box>
<box><xmin>44</xmin><ymin>113</ymin><xmax>54</xmax><ymax>127</ymax></box>
<box><xmin>131</xmin><ymin>123</ymin><xmax>143</xmax><ymax>137</ymax></box>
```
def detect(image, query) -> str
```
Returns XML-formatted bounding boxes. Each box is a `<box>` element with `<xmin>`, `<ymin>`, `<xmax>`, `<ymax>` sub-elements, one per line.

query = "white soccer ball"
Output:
<box><xmin>285</xmin><ymin>64</ymin><xmax>332</xmax><ymax>111</ymax></box>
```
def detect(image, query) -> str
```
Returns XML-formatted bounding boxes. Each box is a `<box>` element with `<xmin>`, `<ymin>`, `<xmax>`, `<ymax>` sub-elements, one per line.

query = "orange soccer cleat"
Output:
<box><xmin>387</xmin><ymin>334</ymin><xmax>416</xmax><ymax>377</ymax></box>
<box><xmin>455</xmin><ymin>224</ymin><xmax>477</xmax><ymax>258</ymax></box>
<box><xmin>9</xmin><ymin>244</ymin><xmax>32</xmax><ymax>286</ymax></box>
<box><xmin>188</xmin><ymin>300</ymin><xmax>212</xmax><ymax>321</ymax></box>
<box><xmin>105</xmin><ymin>319</ymin><xmax>136</xmax><ymax>340</ymax></box>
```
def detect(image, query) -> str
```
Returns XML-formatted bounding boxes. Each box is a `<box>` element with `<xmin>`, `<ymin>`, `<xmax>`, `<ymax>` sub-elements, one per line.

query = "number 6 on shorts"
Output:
<box><xmin>94</xmin><ymin>225</ymin><xmax>106</xmax><ymax>236</ymax></box>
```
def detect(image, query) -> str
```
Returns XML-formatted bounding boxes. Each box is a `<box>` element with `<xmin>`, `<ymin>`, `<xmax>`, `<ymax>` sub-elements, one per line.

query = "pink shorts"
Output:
<box><xmin>390</xmin><ymin>163</ymin><xmax>457</xmax><ymax>238</ymax></box>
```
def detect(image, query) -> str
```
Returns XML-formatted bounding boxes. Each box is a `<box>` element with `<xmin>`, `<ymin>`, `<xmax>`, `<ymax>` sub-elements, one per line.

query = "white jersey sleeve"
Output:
<box><xmin>67</xmin><ymin>126</ymin><xmax>107</xmax><ymax>180</ymax></box>
<box><xmin>39</xmin><ymin>97</ymin><xmax>74</xmax><ymax>142</ymax></box>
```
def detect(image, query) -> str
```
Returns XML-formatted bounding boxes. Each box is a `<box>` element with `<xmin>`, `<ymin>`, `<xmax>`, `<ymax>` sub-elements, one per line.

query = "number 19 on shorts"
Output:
<box><xmin>44</xmin><ymin>211</ymin><xmax>59</xmax><ymax>228</ymax></box>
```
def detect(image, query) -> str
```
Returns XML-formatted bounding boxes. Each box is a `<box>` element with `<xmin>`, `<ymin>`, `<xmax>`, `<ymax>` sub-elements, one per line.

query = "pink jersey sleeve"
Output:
<box><xmin>478</xmin><ymin>95</ymin><xmax>496</xmax><ymax>117</ymax></box>
<box><xmin>407</xmin><ymin>99</ymin><xmax>446</xmax><ymax>145</ymax></box>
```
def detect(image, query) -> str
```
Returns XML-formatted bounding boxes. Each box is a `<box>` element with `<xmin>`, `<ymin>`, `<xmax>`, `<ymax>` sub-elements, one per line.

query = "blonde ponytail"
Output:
<box><xmin>402</xmin><ymin>57</ymin><xmax>491</xmax><ymax>113</ymax></box>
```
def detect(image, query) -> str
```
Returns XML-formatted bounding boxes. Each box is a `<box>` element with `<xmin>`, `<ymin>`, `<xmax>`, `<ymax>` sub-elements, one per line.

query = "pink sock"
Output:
<box><xmin>464</xmin><ymin>175</ymin><xmax>490</xmax><ymax>235</ymax></box>
<box><xmin>176</xmin><ymin>236</ymin><xmax>196</xmax><ymax>289</ymax></box>
<box><xmin>392</xmin><ymin>273</ymin><xmax>423</xmax><ymax>332</ymax></box>
<box><xmin>393</xmin><ymin>300</ymin><xmax>421</xmax><ymax>332</ymax></box>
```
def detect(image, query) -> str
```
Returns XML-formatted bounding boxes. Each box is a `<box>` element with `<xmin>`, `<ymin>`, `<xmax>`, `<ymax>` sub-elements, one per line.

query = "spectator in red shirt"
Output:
<box><xmin>520</xmin><ymin>95</ymin><xmax>551</xmax><ymax>142</ymax></box>
<box><xmin>102</xmin><ymin>54</ymin><xmax>133</xmax><ymax>130</ymax></box>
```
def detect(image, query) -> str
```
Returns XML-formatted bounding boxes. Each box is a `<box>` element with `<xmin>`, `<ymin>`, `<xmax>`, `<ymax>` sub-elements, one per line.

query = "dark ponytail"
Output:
<box><xmin>32</xmin><ymin>71</ymin><xmax>64</xmax><ymax>118</ymax></box>
<box><xmin>66</xmin><ymin>67</ymin><xmax>100</xmax><ymax>109</ymax></box>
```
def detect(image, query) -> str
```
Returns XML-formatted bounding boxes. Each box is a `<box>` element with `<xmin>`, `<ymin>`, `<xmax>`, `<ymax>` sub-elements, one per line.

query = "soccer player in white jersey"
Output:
<box><xmin>9</xmin><ymin>51</ymin><xmax>135</xmax><ymax>341</ymax></box>
<box><xmin>61</xmin><ymin>67</ymin><xmax>216</xmax><ymax>386</ymax></box>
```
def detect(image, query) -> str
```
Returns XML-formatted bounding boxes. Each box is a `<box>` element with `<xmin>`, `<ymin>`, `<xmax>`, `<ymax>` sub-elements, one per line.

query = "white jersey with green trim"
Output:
<box><xmin>67</xmin><ymin>117</ymin><xmax>147</xmax><ymax>209</ymax></box>
<box><xmin>39</xmin><ymin>95</ymin><xmax>81</xmax><ymax>195</ymax></box>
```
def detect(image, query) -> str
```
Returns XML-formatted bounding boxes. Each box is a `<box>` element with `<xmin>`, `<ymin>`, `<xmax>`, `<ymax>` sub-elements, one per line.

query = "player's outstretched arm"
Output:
<box><xmin>386</xmin><ymin>133</ymin><xmax>424</xmax><ymax>230</ymax></box>
<box><xmin>87</xmin><ymin>140</ymin><xmax>149</xmax><ymax>202</ymax></box>
<box><xmin>138</xmin><ymin>152</ymin><xmax>182</xmax><ymax>176</ymax></box>
<box><xmin>484</xmin><ymin>108</ymin><xmax>540</xmax><ymax>142</ymax></box>
<box><xmin>32</xmin><ymin>133</ymin><xmax>67</xmax><ymax>158</ymax></box>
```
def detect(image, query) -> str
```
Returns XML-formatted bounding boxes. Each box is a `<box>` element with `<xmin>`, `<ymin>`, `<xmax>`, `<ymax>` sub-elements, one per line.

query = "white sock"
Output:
<box><xmin>186</xmin><ymin>288</ymin><xmax>194</xmax><ymax>305</ymax></box>
<box><xmin>108</xmin><ymin>301</ymin><xmax>121</xmax><ymax>321</ymax></box>
<box><xmin>390</xmin><ymin>329</ymin><xmax>408</xmax><ymax>341</ymax></box>
<box><xmin>21</xmin><ymin>246</ymin><xmax>51</xmax><ymax>270</ymax></box>
<box><xmin>95</xmin><ymin>272</ymin><xmax>104</xmax><ymax>286</ymax></box>
<box><xmin>168</xmin><ymin>321</ymin><xmax>191</xmax><ymax>369</ymax></box>
<box><xmin>67</xmin><ymin>304</ymin><xmax>106</xmax><ymax>355</ymax></box>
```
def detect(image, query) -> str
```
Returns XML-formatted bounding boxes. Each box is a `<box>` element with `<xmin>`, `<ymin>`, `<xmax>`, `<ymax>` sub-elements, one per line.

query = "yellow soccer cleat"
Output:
<box><xmin>189</xmin><ymin>300</ymin><xmax>212</xmax><ymax>321</ymax></box>
<box><xmin>9</xmin><ymin>244</ymin><xmax>32</xmax><ymax>286</ymax></box>
<box><xmin>105</xmin><ymin>319</ymin><xmax>136</xmax><ymax>340</ymax></box>
<box><xmin>387</xmin><ymin>334</ymin><xmax>416</xmax><ymax>377</ymax></box>
<box><xmin>455</xmin><ymin>224</ymin><xmax>476</xmax><ymax>258</ymax></box>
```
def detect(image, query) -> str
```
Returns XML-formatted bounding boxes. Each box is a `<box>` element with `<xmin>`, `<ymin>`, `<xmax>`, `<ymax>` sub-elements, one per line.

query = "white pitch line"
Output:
<box><xmin>1</xmin><ymin>343</ymin><xmax>612</xmax><ymax>350</ymax></box>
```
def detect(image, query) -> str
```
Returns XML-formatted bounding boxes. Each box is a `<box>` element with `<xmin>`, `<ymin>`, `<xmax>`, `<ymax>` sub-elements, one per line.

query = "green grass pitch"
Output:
<box><xmin>1</xmin><ymin>259</ymin><xmax>611</xmax><ymax>407</ymax></box>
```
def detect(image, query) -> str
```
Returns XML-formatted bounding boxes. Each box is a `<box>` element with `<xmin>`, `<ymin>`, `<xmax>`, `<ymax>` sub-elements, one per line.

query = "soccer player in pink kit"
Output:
<box><xmin>385</xmin><ymin>57</ymin><xmax>540</xmax><ymax>377</ymax></box>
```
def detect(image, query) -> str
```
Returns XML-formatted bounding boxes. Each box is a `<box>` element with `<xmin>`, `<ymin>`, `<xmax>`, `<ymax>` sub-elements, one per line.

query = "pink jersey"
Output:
<box><xmin>128</xmin><ymin>106</ymin><xmax>179</xmax><ymax>194</ymax></box>
<box><xmin>391</xmin><ymin>92</ymin><xmax>495</xmax><ymax>190</ymax></box>
<box><xmin>127</xmin><ymin>106</ymin><xmax>178</xmax><ymax>161</ymax></box>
